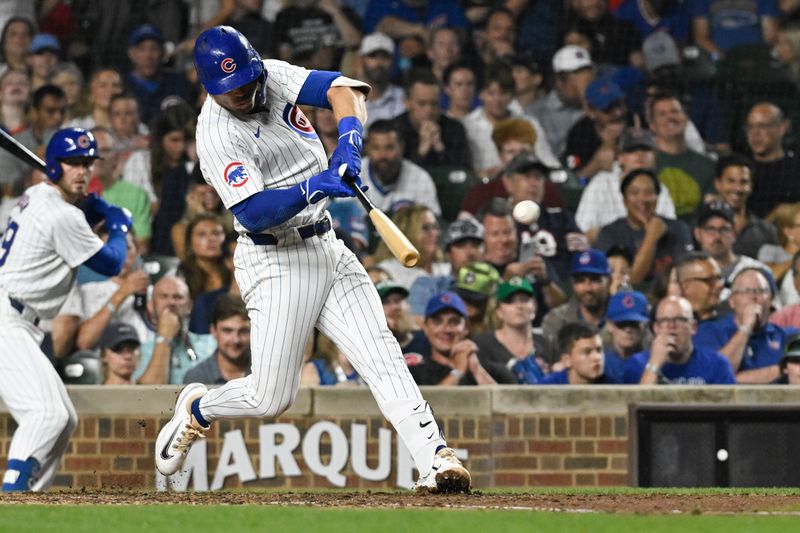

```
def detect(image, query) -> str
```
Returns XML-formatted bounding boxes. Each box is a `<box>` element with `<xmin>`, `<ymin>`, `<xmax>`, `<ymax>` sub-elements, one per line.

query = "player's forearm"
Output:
<box><xmin>328</xmin><ymin>86</ymin><xmax>367</xmax><ymax>125</ymax></box>
<box><xmin>231</xmin><ymin>186</ymin><xmax>309</xmax><ymax>233</ymax></box>
<box><xmin>718</xmin><ymin>330</ymin><xmax>749</xmax><ymax>372</ymax></box>
<box><xmin>137</xmin><ymin>343</ymin><xmax>171</xmax><ymax>385</ymax></box>
<box><xmin>736</xmin><ymin>365</ymin><xmax>780</xmax><ymax>384</ymax></box>
<box><xmin>84</xmin><ymin>229</ymin><xmax>127</xmax><ymax>276</ymax></box>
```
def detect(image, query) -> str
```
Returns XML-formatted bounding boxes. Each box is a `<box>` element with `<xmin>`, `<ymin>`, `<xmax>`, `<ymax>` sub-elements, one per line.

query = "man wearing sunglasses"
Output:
<box><xmin>694</xmin><ymin>268</ymin><xmax>799</xmax><ymax>384</ymax></box>
<box><xmin>623</xmin><ymin>296</ymin><xmax>735</xmax><ymax>385</ymax></box>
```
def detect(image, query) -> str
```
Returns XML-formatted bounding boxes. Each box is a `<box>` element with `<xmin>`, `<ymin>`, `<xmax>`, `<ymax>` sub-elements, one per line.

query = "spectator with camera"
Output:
<box><xmin>134</xmin><ymin>275</ymin><xmax>216</xmax><ymax>385</ymax></box>
<box><xmin>624</xmin><ymin>296</ymin><xmax>735</xmax><ymax>384</ymax></box>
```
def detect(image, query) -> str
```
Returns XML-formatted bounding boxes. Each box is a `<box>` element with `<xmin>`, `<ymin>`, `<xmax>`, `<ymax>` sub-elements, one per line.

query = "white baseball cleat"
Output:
<box><xmin>155</xmin><ymin>383</ymin><xmax>209</xmax><ymax>476</ymax></box>
<box><xmin>414</xmin><ymin>447</ymin><xmax>472</xmax><ymax>494</ymax></box>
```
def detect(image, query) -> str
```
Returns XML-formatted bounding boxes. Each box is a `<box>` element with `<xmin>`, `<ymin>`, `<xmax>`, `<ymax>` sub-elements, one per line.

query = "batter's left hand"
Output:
<box><xmin>331</xmin><ymin>116</ymin><xmax>363</xmax><ymax>181</ymax></box>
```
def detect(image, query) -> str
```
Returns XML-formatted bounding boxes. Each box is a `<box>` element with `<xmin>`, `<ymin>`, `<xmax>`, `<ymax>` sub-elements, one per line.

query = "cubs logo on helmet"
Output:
<box><xmin>220</xmin><ymin>58</ymin><xmax>236</xmax><ymax>73</ymax></box>
<box><xmin>224</xmin><ymin>162</ymin><xmax>250</xmax><ymax>187</ymax></box>
<box><xmin>76</xmin><ymin>134</ymin><xmax>91</xmax><ymax>148</ymax></box>
<box><xmin>282</xmin><ymin>103</ymin><xmax>318</xmax><ymax>140</ymax></box>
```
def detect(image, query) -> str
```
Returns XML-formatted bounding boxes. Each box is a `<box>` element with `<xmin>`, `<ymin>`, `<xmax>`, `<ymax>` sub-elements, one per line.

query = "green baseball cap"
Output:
<box><xmin>456</xmin><ymin>262</ymin><xmax>500</xmax><ymax>296</ymax></box>
<box><xmin>496</xmin><ymin>276</ymin><xmax>534</xmax><ymax>302</ymax></box>
<box><xmin>375</xmin><ymin>280</ymin><xmax>409</xmax><ymax>301</ymax></box>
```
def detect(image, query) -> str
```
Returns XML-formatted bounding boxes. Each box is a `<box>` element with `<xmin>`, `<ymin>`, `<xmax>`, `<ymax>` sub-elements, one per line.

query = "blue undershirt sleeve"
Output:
<box><xmin>296</xmin><ymin>70</ymin><xmax>341</xmax><ymax>109</ymax></box>
<box><xmin>230</xmin><ymin>185</ymin><xmax>308</xmax><ymax>233</ymax></box>
<box><xmin>84</xmin><ymin>229</ymin><xmax>127</xmax><ymax>276</ymax></box>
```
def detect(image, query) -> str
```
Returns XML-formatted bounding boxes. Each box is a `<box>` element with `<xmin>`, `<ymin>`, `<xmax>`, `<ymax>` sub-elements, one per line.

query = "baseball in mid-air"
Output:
<box><xmin>512</xmin><ymin>200</ymin><xmax>540</xmax><ymax>225</ymax></box>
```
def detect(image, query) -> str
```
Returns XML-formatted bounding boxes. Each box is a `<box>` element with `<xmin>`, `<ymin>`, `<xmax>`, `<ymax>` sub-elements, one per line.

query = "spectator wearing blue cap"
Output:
<box><xmin>624</xmin><ymin>296</ymin><xmax>735</xmax><ymax>384</ymax></box>
<box><xmin>539</xmin><ymin>322</ymin><xmax>612</xmax><ymax>384</ymax></box>
<box><xmin>125</xmin><ymin>24</ymin><xmax>191</xmax><ymax>124</ymax></box>
<box><xmin>402</xmin><ymin>292</ymin><xmax>495</xmax><ymax>386</ymax></box>
<box><xmin>474</xmin><ymin>277</ymin><xmax>548</xmax><ymax>384</ymax></box>
<box><xmin>540</xmin><ymin>249</ymin><xmax>611</xmax><ymax>363</ymax></box>
<box><xmin>563</xmin><ymin>77</ymin><xmax>627</xmax><ymax>183</ymax></box>
<box><xmin>595</xmin><ymin>168</ymin><xmax>693</xmax><ymax>284</ymax></box>
<box><xmin>694</xmin><ymin>268</ymin><xmax>798</xmax><ymax>384</ymax></box>
<box><xmin>27</xmin><ymin>33</ymin><xmax>60</xmax><ymax>91</ymax></box>
<box><xmin>603</xmin><ymin>290</ymin><xmax>650</xmax><ymax>383</ymax></box>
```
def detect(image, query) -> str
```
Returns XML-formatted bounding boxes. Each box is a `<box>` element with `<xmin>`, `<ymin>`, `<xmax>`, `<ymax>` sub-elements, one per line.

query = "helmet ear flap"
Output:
<box><xmin>255</xmin><ymin>70</ymin><xmax>268</xmax><ymax>108</ymax></box>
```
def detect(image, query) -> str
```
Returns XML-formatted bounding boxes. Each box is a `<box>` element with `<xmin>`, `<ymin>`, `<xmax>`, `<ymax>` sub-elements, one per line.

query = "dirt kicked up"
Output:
<box><xmin>2</xmin><ymin>489</ymin><xmax>800</xmax><ymax>515</ymax></box>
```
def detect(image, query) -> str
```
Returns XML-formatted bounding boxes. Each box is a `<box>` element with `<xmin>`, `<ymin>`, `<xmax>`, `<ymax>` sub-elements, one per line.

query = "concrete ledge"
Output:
<box><xmin>1</xmin><ymin>386</ymin><xmax>798</xmax><ymax>417</ymax></box>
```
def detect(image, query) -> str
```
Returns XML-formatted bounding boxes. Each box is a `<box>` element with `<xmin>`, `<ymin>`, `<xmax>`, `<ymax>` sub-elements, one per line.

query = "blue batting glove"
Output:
<box><xmin>301</xmin><ymin>167</ymin><xmax>357</xmax><ymax>204</ymax></box>
<box><xmin>105</xmin><ymin>205</ymin><xmax>133</xmax><ymax>233</ymax></box>
<box><xmin>331</xmin><ymin>116</ymin><xmax>363</xmax><ymax>181</ymax></box>
<box><xmin>80</xmin><ymin>192</ymin><xmax>112</xmax><ymax>226</ymax></box>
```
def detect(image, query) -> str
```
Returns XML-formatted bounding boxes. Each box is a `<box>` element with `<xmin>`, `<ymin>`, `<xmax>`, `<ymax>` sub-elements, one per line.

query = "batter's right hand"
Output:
<box><xmin>301</xmin><ymin>167</ymin><xmax>364</xmax><ymax>204</ymax></box>
<box><xmin>105</xmin><ymin>205</ymin><xmax>133</xmax><ymax>233</ymax></box>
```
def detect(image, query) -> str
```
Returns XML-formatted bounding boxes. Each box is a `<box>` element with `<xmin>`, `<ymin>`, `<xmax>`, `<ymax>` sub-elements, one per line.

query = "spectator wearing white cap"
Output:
<box><xmin>358</xmin><ymin>33</ymin><xmax>406</xmax><ymax>129</ymax></box>
<box><xmin>530</xmin><ymin>45</ymin><xmax>595</xmax><ymax>158</ymax></box>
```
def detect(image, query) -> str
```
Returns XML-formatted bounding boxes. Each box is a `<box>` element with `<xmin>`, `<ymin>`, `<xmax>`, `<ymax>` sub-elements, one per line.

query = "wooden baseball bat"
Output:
<box><xmin>339</xmin><ymin>165</ymin><xmax>419</xmax><ymax>268</ymax></box>
<box><xmin>0</xmin><ymin>127</ymin><xmax>46</xmax><ymax>172</ymax></box>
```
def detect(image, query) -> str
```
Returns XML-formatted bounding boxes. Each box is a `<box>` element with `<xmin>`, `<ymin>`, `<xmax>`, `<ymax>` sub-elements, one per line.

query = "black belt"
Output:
<box><xmin>9</xmin><ymin>297</ymin><xmax>39</xmax><ymax>327</ymax></box>
<box><xmin>248</xmin><ymin>217</ymin><xmax>331</xmax><ymax>245</ymax></box>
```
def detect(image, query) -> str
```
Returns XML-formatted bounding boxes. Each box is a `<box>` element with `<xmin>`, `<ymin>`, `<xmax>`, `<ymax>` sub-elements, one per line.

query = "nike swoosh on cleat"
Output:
<box><xmin>427</xmin><ymin>431</ymin><xmax>435</xmax><ymax>439</ymax></box>
<box><xmin>254</xmin><ymin>126</ymin><xmax>261</xmax><ymax>138</ymax></box>
<box><xmin>419</xmin><ymin>420</ymin><xmax>433</xmax><ymax>428</ymax></box>
<box><xmin>413</xmin><ymin>404</ymin><xmax>422</xmax><ymax>411</ymax></box>
<box><xmin>159</xmin><ymin>426</ymin><xmax>180</xmax><ymax>460</ymax></box>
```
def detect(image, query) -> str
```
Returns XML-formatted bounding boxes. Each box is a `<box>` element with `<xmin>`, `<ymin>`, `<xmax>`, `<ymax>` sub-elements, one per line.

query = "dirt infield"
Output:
<box><xmin>2</xmin><ymin>490</ymin><xmax>800</xmax><ymax>514</ymax></box>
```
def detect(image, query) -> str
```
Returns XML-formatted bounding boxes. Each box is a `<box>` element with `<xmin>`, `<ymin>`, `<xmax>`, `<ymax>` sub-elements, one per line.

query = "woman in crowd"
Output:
<box><xmin>178</xmin><ymin>212</ymin><xmax>231</xmax><ymax>301</ymax></box>
<box><xmin>301</xmin><ymin>331</ymin><xmax>360</xmax><ymax>386</ymax></box>
<box><xmin>69</xmin><ymin>67</ymin><xmax>123</xmax><ymax>130</ymax></box>
<box><xmin>474</xmin><ymin>277</ymin><xmax>548</xmax><ymax>383</ymax></box>
<box><xmin>122</xmin><ymin>101</ymin><xmax>196</xmax><ymax>206</ymax></box>
<box><xmin>0</xmin><ymin>17</ymin><xmax>33</xmax><ymax>76</ymax></box>
<box><xmin>373</xmin><ymin>205</ymin><xmax>448</xmax><ymax>289</ymax></box>
<box><xmin>100</xmin><ymin>323</ymin><xmax>142</xmax><ymax>386</ymax></box>
<box><xmin>0</xmin><ymin>68</ymin><xmax>30</xmax><ymax>135</ymax></box>
<box><xmin>759</xmin><ymin>202</ymin><xmax>800</xmax><ymax>283</ymax></box>
<box><xmin>596</xmin><ymin>169</ymin><xmax>692</xmax><ymax>284</ymax></box>
<box><xmin>50</xmin><ymin>62</ymin><xmax>84</xmax><ymax>124</ymax></box>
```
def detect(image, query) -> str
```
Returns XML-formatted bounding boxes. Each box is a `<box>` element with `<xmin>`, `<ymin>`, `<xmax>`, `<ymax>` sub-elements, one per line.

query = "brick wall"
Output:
<box><xmin>1</xmin><ymin>386</ymin><xmax>796</xmax><ymax>490</ymax></box>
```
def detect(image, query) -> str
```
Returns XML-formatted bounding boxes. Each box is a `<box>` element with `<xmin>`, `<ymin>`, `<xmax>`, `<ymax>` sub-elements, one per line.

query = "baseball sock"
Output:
<box><xmin>191</xmin><ymin>398</ymin><xmax>210</xmax><ymax>428</ymax></box>
<box><xmin>2</xmin><ymin>457</ymin><xmax>40</xmax><ymax>492</ymax></box>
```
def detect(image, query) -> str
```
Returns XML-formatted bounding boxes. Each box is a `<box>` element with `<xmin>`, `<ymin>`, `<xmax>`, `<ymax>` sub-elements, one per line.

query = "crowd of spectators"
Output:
<box><xmin>5</xmin><ymin>0</ymin><xmax>800</xmax><ymax>388</ymax></box>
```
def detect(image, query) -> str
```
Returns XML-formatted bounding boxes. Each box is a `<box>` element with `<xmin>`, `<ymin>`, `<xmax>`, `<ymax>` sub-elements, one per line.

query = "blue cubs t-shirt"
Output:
<box><xmin>694</xmin><ymin>314</ymin><xmax>799</xmax><ymax>371</ymax></box>
<box><xmin>623</xmin><ymin>347</ymin><xmax>736</xmax><ymax>384</ymax></box>
<box><xmin>688</xmin><ymin>0</ymin><xmax>779</xmax><ymax>52</ymax></box>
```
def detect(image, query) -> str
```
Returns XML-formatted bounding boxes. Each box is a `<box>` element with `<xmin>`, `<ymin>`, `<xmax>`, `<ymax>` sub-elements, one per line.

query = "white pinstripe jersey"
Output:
<box><xmin>0</xmin><ymin>183</ymin><xmax>103</xmax><ymax>319</ymax></box>
<box><xmin>196</xmin><ymin>59</ymin><xmax>329</xmax><ymax>234</ymax></box>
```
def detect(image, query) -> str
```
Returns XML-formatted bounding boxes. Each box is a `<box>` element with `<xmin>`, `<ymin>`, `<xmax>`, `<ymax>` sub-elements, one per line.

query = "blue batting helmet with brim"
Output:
<box><xmin>45</xmin><ymin>127</ymin><xmax>101</xmax><ymax>182</ymax></box>
<box><xmin>194</xmin><ymin>25</ymin><xmax>264</xmax><ymax>95</ymax></box>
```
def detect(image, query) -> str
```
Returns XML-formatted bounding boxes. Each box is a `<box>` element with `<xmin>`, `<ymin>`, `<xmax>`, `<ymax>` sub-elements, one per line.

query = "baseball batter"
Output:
<box><xmin>0</xmin><ymin>127</ymin><xmax>131</xmax><ymax>492</ymax></box>
<box><xmin>155</xmin><ymin>26</ymin><xmax>471</xmax><ymax>493</ymax></box>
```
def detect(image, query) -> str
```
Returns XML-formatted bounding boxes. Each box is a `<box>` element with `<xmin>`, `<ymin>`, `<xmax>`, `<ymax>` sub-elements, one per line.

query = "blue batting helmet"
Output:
<box><xmin>45</xmin><ymin>127</ymin><xmax>101</xmax><ymax>182</ymax></box>
<box><xmin>194</xmin><ymin>25</ymin><xmax>264</xmax><ymax>95</ymax></box>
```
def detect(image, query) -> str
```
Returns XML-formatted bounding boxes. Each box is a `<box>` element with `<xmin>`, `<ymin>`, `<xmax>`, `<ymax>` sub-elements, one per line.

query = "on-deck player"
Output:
<box><xmin>0</xmin><ymin>127</ymin><xmax>131</xmax><ymax>491</ymax></box>
<box><xmin>155</xmin><ymin>26</ymin><xmax>471</xmax><ymax>493</ymax></box>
